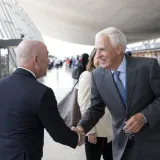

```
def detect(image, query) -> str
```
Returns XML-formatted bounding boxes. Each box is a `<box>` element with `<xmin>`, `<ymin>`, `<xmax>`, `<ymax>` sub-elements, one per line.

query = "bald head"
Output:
<box><xmin>16</xmin><ymin>40</ymin><xmax>49</xmax><ymax>78</ymax></box>
<box><xmin>16</xmin><ymin>40</ymin><xmax>46</xmax><ymax>65</ymax></box>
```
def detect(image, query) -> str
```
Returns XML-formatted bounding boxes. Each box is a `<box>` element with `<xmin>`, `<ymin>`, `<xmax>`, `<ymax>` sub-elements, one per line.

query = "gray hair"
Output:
<box><xmin>16</xmin><ymin>40</ymin><xmax>43</xmax><ymax>65</ymax></box>
<box><xmin>96</xmin><ymin>27</ymin><xmax>127</xmax><ymax>51</ymax></box>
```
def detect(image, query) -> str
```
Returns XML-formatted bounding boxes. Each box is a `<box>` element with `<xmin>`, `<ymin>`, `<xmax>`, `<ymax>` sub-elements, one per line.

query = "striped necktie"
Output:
<box><xmin>114</xmin><ymin>71</ymin><xmax>126</xmax><ymax>105</ymax></box>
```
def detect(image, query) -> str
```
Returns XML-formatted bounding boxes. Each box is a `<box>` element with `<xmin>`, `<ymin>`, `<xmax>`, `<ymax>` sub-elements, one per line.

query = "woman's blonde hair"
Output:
<box><xmin>86</xmin><ymin>48</ymin><xmax>97</xmax><ymax>72</ymax></box>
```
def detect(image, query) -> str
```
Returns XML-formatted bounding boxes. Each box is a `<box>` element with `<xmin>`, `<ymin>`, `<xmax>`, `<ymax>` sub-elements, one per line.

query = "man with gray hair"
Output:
<box><xmin>0</xmin><ymin>40</ymin><xmax>84</xmax><ymax>160</ymax></box>
<box><xmin>72</xmin><ymin>27</ymin><xmax>160</xmax><ymax>160</ymax></box>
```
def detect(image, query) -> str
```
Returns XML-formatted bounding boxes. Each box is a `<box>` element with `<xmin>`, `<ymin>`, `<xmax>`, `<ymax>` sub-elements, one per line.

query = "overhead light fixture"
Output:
<box><xmin>156</xmin><ymin>38</ymin><xmax>160</xmax><ymax>43</ymax></box>
<box><xmin>150</xmin><ymin>39</ymin><xmax>154</xmax><ymax>44</ymax></box>
<box><xmin>144</xmin><ymin>41</ymin><xmax>148</xmax><ymax>45</ymax></box>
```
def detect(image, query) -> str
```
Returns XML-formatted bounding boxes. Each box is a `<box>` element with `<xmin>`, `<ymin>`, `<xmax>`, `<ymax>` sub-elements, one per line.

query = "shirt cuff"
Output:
<box><xmin>140</xmin><ymin>113</ymin><xmax>147</xmax><ymax>123</ymax></box>
<box><xmin>77</xmin><ymin>132</ymin><xmax>80</xmax><ymax>144</ymax></box>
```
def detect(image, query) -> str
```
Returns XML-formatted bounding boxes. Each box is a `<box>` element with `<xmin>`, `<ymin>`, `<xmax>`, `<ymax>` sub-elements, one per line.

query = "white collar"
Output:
<box><xmin>111</xmin><ymin>56</ymin><xmax>126</xmax><ymax>74</ymax></box>
<box><xmin>18</xmin><ymin>67</ymin><xmax>36</xmax><ymax>78</ymax></box>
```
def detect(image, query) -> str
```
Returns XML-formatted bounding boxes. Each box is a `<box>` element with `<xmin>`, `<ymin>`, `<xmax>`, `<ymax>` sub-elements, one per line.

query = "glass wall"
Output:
<box><xmin>0</xmin><ymin>0</ymin><xmax>43</xmax><ymax>78</ymax></box>
<box><xmin>0</xmin><ymin>0</ymin><xmax>43</xmax><ymax>40</ymax></box>
<box><xmin>0</xmin><ymin>48</ymin><xmax>9</xmax><ymax>78</ymax></box>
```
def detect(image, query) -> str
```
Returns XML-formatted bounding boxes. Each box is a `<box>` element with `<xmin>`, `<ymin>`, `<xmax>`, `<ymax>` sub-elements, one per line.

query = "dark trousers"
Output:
<box><xmin>121</xmin><ymin>138</ymin><xmax>160</xmax><ymax>160</ymax></box>
<box><xmin>85</xmin><ymin>137</ymin><xmax>113</xmax><ymax>160</ymax></box>
<box><xmin>121</xmin><ymin>138</ymin><xmax>140</xmax><ymax>160</ymax></box>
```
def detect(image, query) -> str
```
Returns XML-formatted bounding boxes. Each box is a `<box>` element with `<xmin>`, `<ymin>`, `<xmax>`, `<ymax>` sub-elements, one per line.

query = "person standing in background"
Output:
<box><xmin>78</xmin><ymin>49</ymin><xmax>113</xmax><ymax>160</ymax></box>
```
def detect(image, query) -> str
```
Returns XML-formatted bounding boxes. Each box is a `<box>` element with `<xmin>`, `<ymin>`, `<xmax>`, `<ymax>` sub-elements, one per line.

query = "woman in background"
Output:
<box><xmin>80</xmin><ymin>53</ymin><xmax>89</xmax><ymax>72</ymax></box>
<box><xmin>73</xmin><ymin>53</ymin><xmax>89</xmax><ymax>79</ymax></box>
<box><xmin>78</xmin><ymin>49</ymin><xmax>113</xmax><ymax>160</ymax></box>
<box><xmin>78</xmin><ymin>53</ymin><xmax>89</xmax><ymax>76</ymax></box>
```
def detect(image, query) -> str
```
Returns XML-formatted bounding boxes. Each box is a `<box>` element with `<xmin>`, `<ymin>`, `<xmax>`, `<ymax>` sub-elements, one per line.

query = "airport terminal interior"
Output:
<box><xmin>1</xmin><ymin>0</ymin><xmax>160</xmax><ymax>160</ymax></box>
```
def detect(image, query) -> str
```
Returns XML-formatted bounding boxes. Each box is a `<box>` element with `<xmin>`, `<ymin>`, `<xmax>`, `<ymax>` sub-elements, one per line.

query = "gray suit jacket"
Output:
<box><xmin>78</xmin><ymin>55</ymin><xmax>160</xmax><ymax>160</ymax></box>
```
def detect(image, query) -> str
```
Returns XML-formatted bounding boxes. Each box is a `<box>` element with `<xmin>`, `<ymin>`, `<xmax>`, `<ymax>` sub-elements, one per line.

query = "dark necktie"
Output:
<box><xmin>114</xmin><ymin>71</ymin><xmax>126</xmax><ymax>105</ymax></box>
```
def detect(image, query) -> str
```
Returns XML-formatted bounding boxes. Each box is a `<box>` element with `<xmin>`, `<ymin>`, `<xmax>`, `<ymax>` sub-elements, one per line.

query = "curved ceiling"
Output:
<box><xmin>17</xmin><ymin>0</ymin><xmax>160</xmax><ymax>45</ymax></box>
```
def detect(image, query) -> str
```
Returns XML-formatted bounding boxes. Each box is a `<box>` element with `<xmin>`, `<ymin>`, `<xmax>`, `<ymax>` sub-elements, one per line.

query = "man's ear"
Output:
<box><xmin>117</xmin><ymin>45</ymin><xmax>123</xmax><ymax>55</ymax></box>
<box><xmin>33</xmin><ymin>55</ymin><xmax>38</xmax><ymax>63</ymax></box>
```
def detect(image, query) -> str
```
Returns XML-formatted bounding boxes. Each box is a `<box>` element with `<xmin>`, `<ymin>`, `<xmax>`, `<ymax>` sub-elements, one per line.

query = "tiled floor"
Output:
<box><xmin>39</xmin><ymin>67</ymin><xmax>86</xmax><ymax>160</ymax></box>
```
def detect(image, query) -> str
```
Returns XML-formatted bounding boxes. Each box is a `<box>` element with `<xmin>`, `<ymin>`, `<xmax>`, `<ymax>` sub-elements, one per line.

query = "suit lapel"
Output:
<box><xmin>103</xmin><ymin>68</ymin><xmax>126</xmax><ymax>113</ymax></box>
<box><xmin>126</xmin><ymin>56</ymin><xmax>137</xmax><ymax>113</ymax></box>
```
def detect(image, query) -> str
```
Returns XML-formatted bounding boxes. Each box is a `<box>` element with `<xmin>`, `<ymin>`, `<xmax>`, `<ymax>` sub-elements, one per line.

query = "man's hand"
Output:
<box><xmin>88</xmin><ymin>133</ymin><xmax>97</xmax><ymax>144</ymax></box>
<box><xmin>71</xmin><ymin>126</ymin><xmax>85</xmax><ymax>146</ymax></box>
<box><xmin>123</xmin><ymin>113</ymin><xmax>145</xmax><ymax>134</ymax></box>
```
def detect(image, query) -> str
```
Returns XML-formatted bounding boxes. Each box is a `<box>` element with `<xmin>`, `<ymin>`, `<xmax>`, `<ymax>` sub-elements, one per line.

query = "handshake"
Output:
<box><xmin>71</xmin><ymin>126</ymin><xmax>85</xmax><ymax>146</ymax></box>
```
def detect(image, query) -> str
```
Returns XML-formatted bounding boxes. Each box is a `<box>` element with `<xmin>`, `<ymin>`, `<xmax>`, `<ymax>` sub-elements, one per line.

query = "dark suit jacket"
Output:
<box><xmin>78</xmin><ymin>55</ymin><xmax>160</xmax><ymax>160</ymax></box>
<box><xmin>0</xmin><ymin>68</ymin><xmax>78</xmax><ymax>160</ymax></box>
